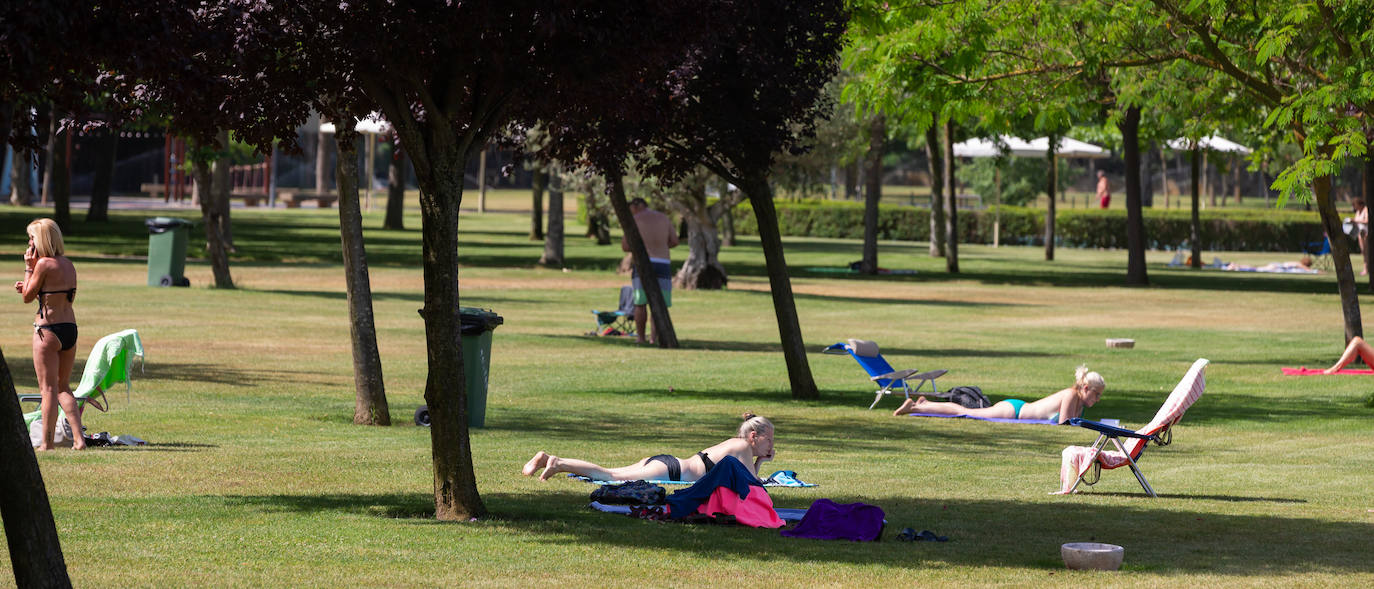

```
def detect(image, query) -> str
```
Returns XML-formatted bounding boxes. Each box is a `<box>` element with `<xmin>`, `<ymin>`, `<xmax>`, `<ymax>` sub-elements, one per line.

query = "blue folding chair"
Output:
<box><xmin>822</xmin><ymin>339</ymin><xmax>947</xmax><ymax>409</ymax></box>
<box><xmin>1302</xmin><ymin>237</ymin><xmax>1333</xmax><ymax>271</ymax></box>
<box><xmin>591</xmin><ymin>286</ymin><xmax>636</xmax><ymax>336</ymax></box>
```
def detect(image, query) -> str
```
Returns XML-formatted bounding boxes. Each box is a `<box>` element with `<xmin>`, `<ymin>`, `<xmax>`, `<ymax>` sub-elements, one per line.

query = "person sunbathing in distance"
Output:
<box><xmin>1324</xmin><ymin>336</ymin><xmax>1374</xmax><ymax>374</ymax></box>
<box><xmin>893</xmin><ymin>366</ymin><xmax>1105</xmax><ymax>424</ymax></box>
<box><xmin>523</xmin><ymin>413</ymin><xmax>775</xmax><ymax>482</ymax></box>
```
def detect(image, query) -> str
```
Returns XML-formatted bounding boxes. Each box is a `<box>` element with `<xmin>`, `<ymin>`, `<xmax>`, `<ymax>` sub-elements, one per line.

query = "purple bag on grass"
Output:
<box><xmin>780</xmin><ymin>498</ymin><xmax>885</xmax><ymax>541</ymax></box>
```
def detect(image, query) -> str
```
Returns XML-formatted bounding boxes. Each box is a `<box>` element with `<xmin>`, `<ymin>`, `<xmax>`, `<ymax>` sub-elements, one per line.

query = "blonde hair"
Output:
<box><xmin>738</xmin><ymin>412</ymin><xmax>773</xmax><ymax>438</ymax></box>
<box><xmin>1075</xmin><ymin>364</ymin><xmax>1105</xmax><ymax>393</ymax></box>
<box><xmin>27</xmin><ymin>218</ymin><xmax>64</xmax><ymax>258</ymax></box>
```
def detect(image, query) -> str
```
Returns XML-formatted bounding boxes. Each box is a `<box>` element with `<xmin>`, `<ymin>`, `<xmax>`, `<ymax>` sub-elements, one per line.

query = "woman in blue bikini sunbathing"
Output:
<box><xmin>893</xmin><ymin>365</ymin><xmax>1105</xmax><ymax>424</ymax></box>
<box><xmin>523</xmin><ymin>413</ymin><xmax>774</xmax><ymax>482</ymax></box>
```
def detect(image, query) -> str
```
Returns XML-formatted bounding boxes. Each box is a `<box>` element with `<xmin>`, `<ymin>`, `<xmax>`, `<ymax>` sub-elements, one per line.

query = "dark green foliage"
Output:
<box><xmin>731</xmin><ymin>200</ymin><xmax>1330</xmax><ymax>252</ymax></box>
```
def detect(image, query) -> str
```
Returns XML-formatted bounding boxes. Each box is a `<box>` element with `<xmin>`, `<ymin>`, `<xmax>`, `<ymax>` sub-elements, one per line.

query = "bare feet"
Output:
<box><xmin>36</xmin><ymin>444</ymin><xmax>53</xmax><ymax>452</ymax></box>
<box><xmin>893</xmin><ymin>398</ymin><xmax>918</xmax><ymax>416</ymax></box>
<box><xmin>522</xmin><ymin>451</ymin><xmax>549</xmax><ymax>476</ymax></box>
<box><xmin>71</xmin><ymin>441</ymin><xmax>87</xmax><ymax>451</ymax></box>
<box><xmin>1323</xmin><ymin>366</ymin><xmax>1340</xmax><ymax>375</ymax></box>
<box><xmin>538</xmin><ymin>455</ymin><xmax>563</xmax><ymax>481</ymax></box>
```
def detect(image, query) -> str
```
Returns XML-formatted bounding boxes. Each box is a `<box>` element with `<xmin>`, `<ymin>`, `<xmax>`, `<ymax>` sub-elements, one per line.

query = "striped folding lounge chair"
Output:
<box><xmin>1057</xmin><ymin>358</ymin><xmax>1208</xmax><ymax>497</ymax></box>
<box><xmin>822</xmin><ymin>339</ymin><xmax>948</xmax><ymax>409</ymax></box>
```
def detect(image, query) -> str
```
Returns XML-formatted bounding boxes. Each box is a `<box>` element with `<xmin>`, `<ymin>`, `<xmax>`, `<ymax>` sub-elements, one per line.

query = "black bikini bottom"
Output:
<box><xmin>35</xmin><ymin>322</ymin><xmax>78</xmax><ymax>351</ymax></box>
<box><xmin>647</xmin><ymin>454</ymin><xmax>681</xmax><ymax>481</ymax></box>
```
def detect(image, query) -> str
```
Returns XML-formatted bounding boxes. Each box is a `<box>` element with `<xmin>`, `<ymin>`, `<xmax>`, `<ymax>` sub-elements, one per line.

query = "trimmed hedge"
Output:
<box><xmin>729</xmin><ymin>200</ymin><xmax>1333</xmax><ymax>252</ymax></box>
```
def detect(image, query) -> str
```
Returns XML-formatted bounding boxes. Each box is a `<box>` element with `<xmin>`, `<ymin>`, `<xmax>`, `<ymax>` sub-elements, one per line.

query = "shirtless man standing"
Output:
<box><xmin>623</xmin><ymin>198</ymin><xmax>678</xmax><ymax>344</ymax></box>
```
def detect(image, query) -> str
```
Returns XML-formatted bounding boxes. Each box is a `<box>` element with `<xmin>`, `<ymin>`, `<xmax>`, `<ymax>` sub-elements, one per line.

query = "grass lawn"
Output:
<box><xmin>1</xmin><ymin>200</ymin><xmax>1371</xmax><ymax>587</ymax></box>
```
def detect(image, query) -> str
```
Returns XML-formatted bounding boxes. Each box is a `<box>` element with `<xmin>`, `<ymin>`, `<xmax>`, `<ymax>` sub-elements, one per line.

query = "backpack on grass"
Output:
<box><xmin>948</xmin><ymin>386</ymin><xmax>991</xmax><ymax>409</ymax></box>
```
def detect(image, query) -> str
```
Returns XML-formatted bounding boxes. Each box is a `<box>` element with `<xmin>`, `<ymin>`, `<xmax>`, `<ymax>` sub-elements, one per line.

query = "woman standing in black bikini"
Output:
<box><xmin>523</xmin><ymin>413</ymin><xmax>775</xmax><ymax>482</ymax></box>
<box><xmin>15</xmin><ymin>218</ymin><xmax>84</xmax><ymax>450</ymax></box>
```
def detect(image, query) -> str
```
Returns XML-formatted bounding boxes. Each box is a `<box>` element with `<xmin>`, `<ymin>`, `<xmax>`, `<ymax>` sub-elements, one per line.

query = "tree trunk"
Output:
<box><xmin>1366</xmin><ymin>154</ymin><xmax>1374</xmax><ymax>290</ymax></box>
<box><xmin>1160</xmin><ymin>145</ymin><xmax>1171</xmax><ymax>210</ymax></box>
<box><xmin>210</xmin><ymin>132</ymin><xmax>234</xmax><ymax>251</ymax></box>
<box><xmin>607</xmin><ymin>171</ymin><xmax>679</xmax><ymax>348</ymax></box>
<box><xmin>1236</xmin><ymin>155</ymin><xmax>1247</xmax><ymax>205</ymax></box>
<box><xmin>1044</xmin><ymin>137</ymin><xmax>1058</xmax><ymax>261</ymax></box>
<box><xmin>942</xmin><ymin>119</ymin><xmax>959</xmax><ymax>273</ymax></box>
<box><xmin>584</xmin><ymin>193</ymin><xmax>611</xmax><ymax>245</ymax></box>
<box><xmin>1314</xmin><ymin>172</ymin><xmax>1364</xmax><ymax>342</ymax></box>
<box><xmin>10</xmin><ymin>146</ymin><xmax>34</xmax><ymax>206</ymax></box>
<box><xmin>0</xmin><ymin>348</ymin><xmax>73</xmax><ymax>589</ymax></box>
<box><xmin>407</xmin><ymin>135</ymin><xmax>486</xmax><ymax>522</ymax></box>
<box><xmin>477</xmin><ymin>144</ymin><xmax>487</xmax><ymax>213</ymax></box>
<box><xmin>335</xmin><ymin>124</ymin><xmax>391</xmax><ymax>426</ymax></box>
<box><xmin>860</xmin><ymin>115</ymin><xmax>883</xmax><ymax>274</ymax></box>
<box><xmin>1141</xmin><ymin>145</ymin><xmax>1155</xmax><ymax>208</ymax></box>
<box><xmin>719</xmin><ymin>197</ymin><xmax>736</xmax><ymax>247</ymax></box>
<box><xmin>86</xmin><ymin>128</ymin><xmax>117</xmax><ymax>223</ymax></box>
<box><xmin>529</xmin><ymin>169</ymin><xmax>546</xmax><ymax>240</ymax></box>
<box><xmin>0</xmin><ymin>106</ymin><xmax>72</xmax><ymax>589</ymax></box>
<box><xmin>675</xmin><ymin>181</ymin><xmax>729</xmax><ymax>289</ymax></box>
<box><xmin>315</xmin><ymin>118</ymin><xmax>330</xmax><ymax>192</ymax></box>
<box><xmin>39</xmin><ymin>106</ymin><xmax>53</xmax><ymax>206</ymax></box>
<box><xmin>1204</xmin><ymin>151</ymin><xmax>1213</xmax><ymax>208</ymax></box>
<box><xmin>740</xmin><ymin>170</ymin><xmax>818</xmax><ymax>400</ymax></box>
<box><xmin>193</xmin><ymin>145</ymin><xmax>234</xmax><ymax>289</ymax></box>
<box><xmin>52</xmin><ymin>130</ymin><xmax>71</xmax><ymax>234</ymax></box>
<box><xmin>843</xmin><ymin>160</ymin><xmax>859</xmax><ymax>199</ymax></box>
<box><xmin>1190</xmin><ymin>147</ymin><xmax>1202</xmax><ymax>269</ymax></box>
<box><xmin>925</xmin><ymin>120</ymin><xmax>946</xmax><ymax>258</ymax></box>
<box><xmin>383</xmin><ymin>142</ymin><xmax>406</xmax><ymax>230</ymax></box>
<box><xmin>540</xmin><ymin>167</ymin><xmax>564</xmax><ymax>266</ymax></box>
<box><xmin>1120</xmin><ymin>106</ymin><xmax>1148</xmax><ymax>286</ymax></box>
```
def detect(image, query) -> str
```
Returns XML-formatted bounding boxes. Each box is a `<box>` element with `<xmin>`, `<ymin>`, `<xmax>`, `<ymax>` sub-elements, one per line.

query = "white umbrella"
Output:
<box><xmin>319</xmin><ymin>113</ymin><xmax>392</xmax><ymax>135</ymax></box>
<box><xmin>1164</xmin><ymin>134</ymin><xmax>1251</xmax><ymax>154</ymax></box>
<box><xmin>952</xmin><ymin>135</ymin><xmax>1110</xmax><ymax>159</ymax></box>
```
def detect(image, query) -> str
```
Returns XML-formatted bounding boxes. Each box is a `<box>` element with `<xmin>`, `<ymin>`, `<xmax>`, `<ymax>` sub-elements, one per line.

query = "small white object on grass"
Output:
<box><xmin>1061</xmin><ymin>542</ymin><xmax>1124</xmax><ymax>570</ymax></box>
<box><xmin>1105</xmin><ymin>338</ymin><xmax>1135</xmax><ymax>349</ymax></box>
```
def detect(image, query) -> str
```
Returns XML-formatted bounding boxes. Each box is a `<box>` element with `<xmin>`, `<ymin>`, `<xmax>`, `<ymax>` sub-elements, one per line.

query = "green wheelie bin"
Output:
<box><xmin>414</xmin><ymin>307</ymin><xmax>503</xmax><ymax>428</ymax></box>
<box><xmin>145</xmin><ymin>217</ymin><xmax>192</xmax><ymax>287</ymax></box>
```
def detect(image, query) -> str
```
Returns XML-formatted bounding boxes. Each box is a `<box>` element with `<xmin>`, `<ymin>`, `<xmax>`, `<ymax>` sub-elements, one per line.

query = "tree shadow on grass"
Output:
<box><xmin>544</xmin><ymin>334</ymin><xmax>1056</xmax><ymax>360</ymax></box>
<box><xmin>143</xmin><ymin>361</ymin><xmax>340</xmax><ymax>388</ymax></box>
<box><xmin>216</xmin><ymin>491</ymin><xmax>1370</xmax><ymax>576</ymax></box>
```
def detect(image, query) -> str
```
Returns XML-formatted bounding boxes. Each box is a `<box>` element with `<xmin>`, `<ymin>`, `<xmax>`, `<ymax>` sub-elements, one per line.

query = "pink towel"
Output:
<box><xmin>1282</xmin><ymin>367</ymin><xmax>1374</xmax><ymax>375</ymax></box>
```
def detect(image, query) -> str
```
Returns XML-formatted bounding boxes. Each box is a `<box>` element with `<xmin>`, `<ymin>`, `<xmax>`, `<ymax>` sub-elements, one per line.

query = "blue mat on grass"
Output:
<box><xmin>906</xmin><ymin>413</ymin><xmax>1120</xmax><ymax>427</ymax></box>
<box><xmin>570</xmin><ymin>469</ymin><xmax>816</xmax><ymax>487</ymax></box>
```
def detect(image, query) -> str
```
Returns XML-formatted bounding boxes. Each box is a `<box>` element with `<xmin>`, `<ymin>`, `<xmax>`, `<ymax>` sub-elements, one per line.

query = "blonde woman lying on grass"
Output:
<box><xmin>893</xmin><ymin>365</ymin><xmax>1105</xmax><ymax>424</ymax></box>
<box><xmin>522</xmin><ymin>413</ymin><xmax>774</xmax><ymax>482</ymax></box>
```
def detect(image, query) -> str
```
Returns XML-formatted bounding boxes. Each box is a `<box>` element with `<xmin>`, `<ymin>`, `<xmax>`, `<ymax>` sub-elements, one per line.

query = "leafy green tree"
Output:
<box><xmin>1133</xmin><ymin>0</ymin><xmax>1373</xmax><ymax>340</ymax></box>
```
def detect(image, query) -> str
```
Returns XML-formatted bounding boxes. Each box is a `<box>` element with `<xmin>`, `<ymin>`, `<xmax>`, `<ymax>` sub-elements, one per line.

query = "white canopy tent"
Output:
<box><xmin>1164</xmin><ymin>134</ymin><xmax>1251</xmax><ymax>154</ymax></box>
<box><xmin>319</xmin><ymin>113</ymin><xmax>392</xmax><ymax>208</ymax></box>
<box><xmin>1163</xmin><ymin>134</ymin><xmax>1254</xmax><ymax>208</ymax></box>
<box><xmin>950</xmin><ymin>135</ymin><xmax>1110</xmax><ymax>246</ymax></box>
<box><xmin>952</xmin><ymin>135</ymin><xmax>1111</xmax><ymax>159</ymax></box>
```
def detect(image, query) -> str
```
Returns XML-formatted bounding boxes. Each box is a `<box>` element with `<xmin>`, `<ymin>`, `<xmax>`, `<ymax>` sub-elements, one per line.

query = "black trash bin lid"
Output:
<box><xmin>459</xmin><ymin>307</ymin><xmax>504</xmax><ymax>335</ymax></box>
<box><xmin>145</xmin><ymin>217</ymin><xmax>193</xmax><ymax>233</ymax></box>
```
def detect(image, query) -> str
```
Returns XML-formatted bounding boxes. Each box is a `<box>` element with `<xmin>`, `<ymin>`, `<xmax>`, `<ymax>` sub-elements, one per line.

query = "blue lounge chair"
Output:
<box><xmin>823</xmin><ymin>339</ymin><xmax>947</xmax><ymax>409</ymax></box>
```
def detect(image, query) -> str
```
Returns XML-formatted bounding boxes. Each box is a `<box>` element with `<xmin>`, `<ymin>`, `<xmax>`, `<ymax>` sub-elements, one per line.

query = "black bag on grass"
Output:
<box><xmin>948</xmin><ymin>386</ymin><xmax>991</xmax><ymax>409</ymax></box>
<box><xmin>590</xmin><ymin>480</ymin><xmax>666</xmax><ymax>505</ymax></box>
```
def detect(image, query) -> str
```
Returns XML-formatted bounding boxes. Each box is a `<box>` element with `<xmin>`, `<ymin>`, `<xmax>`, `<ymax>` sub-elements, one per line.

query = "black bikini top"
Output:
<box><xmin>36</xmin><ymin>287</ymin><xmax>76</xmax><ymax>319</ymax></box>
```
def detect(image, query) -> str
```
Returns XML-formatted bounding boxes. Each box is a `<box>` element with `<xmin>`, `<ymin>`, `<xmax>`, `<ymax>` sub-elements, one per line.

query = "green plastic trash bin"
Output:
<box><xmin>145</xmin><ymin>217</ymin><xmax>192</xmax><ymax>287</ymax></box>
<box><xmin>413</xmin><ymin>307</ymin><xmax>503</xmax><ymax>428</ymax></box>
